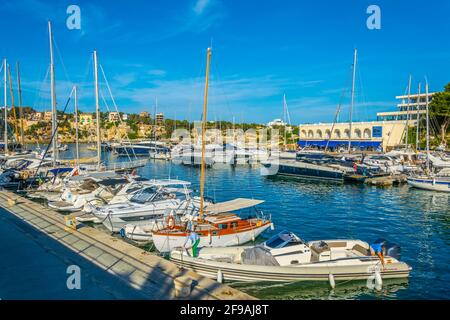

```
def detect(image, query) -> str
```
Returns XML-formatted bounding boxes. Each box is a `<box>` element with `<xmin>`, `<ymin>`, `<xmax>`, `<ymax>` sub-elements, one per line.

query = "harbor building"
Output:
<box><xmin>108</xmin><ymin>111</ymin><xmax>120</xmax><ymax>122</ymax></box>
<box><xmin>156</xmin><ymin>113</ymin><xmax>164</xmax><ymax>125</ymax></box>
<box><xmin>296</xmin><ymin>91</ymin><xmax>433</xmax><ymax>151</ymax></box>
<box><xmin>79</xmin><ymin>113</ymin><xmax>94</xmax><ymax>127</ymax></box>
<box><xmin>376</xmin><ymin>92</ymin><xmax>436</xmax><ymax>121</ymax></box>
<box><xmin>297</xmin><ymin>121</ymin><xmax>407</xmax><ymax>151</ymax></box>
<box><xmin>267</xmin><ymin>118</ymin><xmax>287</xmax><ymax>127</ymax></box>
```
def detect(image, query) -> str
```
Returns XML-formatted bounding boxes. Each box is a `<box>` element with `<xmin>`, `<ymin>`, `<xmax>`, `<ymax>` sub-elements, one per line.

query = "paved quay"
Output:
<box><xmin>0</xmin><ymin>190</ymin><xmax>254</xmax><ymax>300</ymax></box>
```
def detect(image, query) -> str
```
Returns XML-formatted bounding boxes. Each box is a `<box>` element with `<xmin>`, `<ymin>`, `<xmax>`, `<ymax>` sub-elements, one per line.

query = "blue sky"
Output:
<box><xmin>1</xmin><ymin>0</ymin><xmax>449</xmax><ymax>124</ymax></box>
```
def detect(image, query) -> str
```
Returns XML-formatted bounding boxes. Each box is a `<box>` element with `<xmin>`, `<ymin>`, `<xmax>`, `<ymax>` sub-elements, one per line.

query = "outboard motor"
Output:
<box><xmin>373</xmin><ymin>238</ymin><xmax>402</xmax><ymax>260</ymax></box>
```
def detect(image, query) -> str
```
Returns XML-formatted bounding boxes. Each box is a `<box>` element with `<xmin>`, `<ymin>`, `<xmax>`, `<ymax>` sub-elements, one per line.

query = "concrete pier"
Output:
<box><xmin>0</xmin><ymin>190</ymin><xmax>254</xmax><ymax>300</ymax></box>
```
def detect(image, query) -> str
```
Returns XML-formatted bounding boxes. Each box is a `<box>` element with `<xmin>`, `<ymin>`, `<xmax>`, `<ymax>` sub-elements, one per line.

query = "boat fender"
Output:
<box><xmin>270</xmin><ymin>223</ymin><xmax>275</xmax><ymax>231</ymax></box>
<box><xmin>217</xmin><ymin>269</ymin><xmax>223</xmax><ymax>283</ymax></box>
<box><xmin>328</xmin><ymin>274</ymin><xmax>336</xmax><ymax>289</ymax></box>
<box><xmin>208</xmin><ymin>231</ymin><xmax>212</xmax><ymax>244</ymax></box>
<box><xmin>119</xmin><ymin>228</ymin><xmax>126</xmax><ymax>238</ymax></box>
<box><xmin>375</xmin><ymin>270</ymin><xmax>382</xmax><ymax>291</ymax></box>
<box><xmin>166</xmin><ymin>215</ymin><xmax>175</xmax><ymax>229</ymax></box>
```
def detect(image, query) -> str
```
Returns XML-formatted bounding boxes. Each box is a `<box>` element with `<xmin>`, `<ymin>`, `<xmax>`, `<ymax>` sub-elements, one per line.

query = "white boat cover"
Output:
<box><xmin>205</xmin><ymin>198</ymin><xmax>264</xmax><ymax>214</ymax></box>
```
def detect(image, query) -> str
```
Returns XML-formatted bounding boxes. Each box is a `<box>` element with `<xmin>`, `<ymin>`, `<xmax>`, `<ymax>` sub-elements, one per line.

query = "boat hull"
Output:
<box><xmin>170</xmin><ymin>251</ymin><xmax>411</xmax><ymax>282</ymax></box>
<box><xmin>407</xmin><ymin>177</ymin><xmax>450</xmax><ymax>192</ymax></box>
<box><xmin>262</xmin><ymin>160</ymin><xmax>345</xmax><ymax>181</ymax></box>
<box><xmin>152</xmin><ymin>223</ymin><xmax>272</xmax><ymax>253</ymax></box>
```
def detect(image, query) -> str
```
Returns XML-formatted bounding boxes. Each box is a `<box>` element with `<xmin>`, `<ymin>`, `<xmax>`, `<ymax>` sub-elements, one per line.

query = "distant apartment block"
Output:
<box><xmin>108</xmin><ymin>111</ymin><xmax>120</xmax><ymax>122</ymax></box>
<box><xmin>140</xmin><ymin>111</ymin><xmax>150</xmax><ymax>118</ymax></box>
<box><xmin>156</xmin><ymin>113</ymin><xmax>164</xmax><ymax>125</ymax></box>
<box><xmin>79</xmin><ymin>113</ymin><xmax>94</xmax><ymax>127</ymax></box>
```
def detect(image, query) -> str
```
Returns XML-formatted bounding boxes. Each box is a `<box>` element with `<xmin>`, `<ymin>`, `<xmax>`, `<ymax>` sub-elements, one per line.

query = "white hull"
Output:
<box><xmin>170</xmin><ymin>249</ymin><xmax>411</xmax><ymax>282</ymax></box>
<box><xmin>407</xmin><ymin>177</ymin><xmax>450</xmax><ymax>192</ymax></box>
<box><xmin>152</xmin><ymin>223</ymin><xmax>272</xmax><ymax>253</ymax></box>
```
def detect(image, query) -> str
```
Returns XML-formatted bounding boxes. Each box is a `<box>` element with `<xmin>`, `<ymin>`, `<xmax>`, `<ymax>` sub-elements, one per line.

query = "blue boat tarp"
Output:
<box><xmin>47</xmin><ymin>167</ymin><xmax>73</xmax><ymax>176</ymax></box>
<box><xmin>298</xmin><ymin>140</ymin><xmax>382</xmax><ymax>149</ymax></box>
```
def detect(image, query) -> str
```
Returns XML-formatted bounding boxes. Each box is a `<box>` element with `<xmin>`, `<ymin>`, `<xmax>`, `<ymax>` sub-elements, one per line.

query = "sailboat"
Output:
<box><xmin>152</xmin><ymin>48</ymin><xmax>273</xmax><ymax>253</ymax></box>
<box><xmin>407</xmin><ymin>80</ymin><xmax>450</xmax><ymax>192</ymax></box>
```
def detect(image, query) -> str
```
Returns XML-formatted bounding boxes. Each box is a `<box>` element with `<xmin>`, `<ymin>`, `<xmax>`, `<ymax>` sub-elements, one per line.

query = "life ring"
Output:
<box><xmin>20</xmin><ymin>170</ymin><xmax>29</xmax><ymax>180</ymax></box>
<box><xmin>166</xmin><ymin>215</ymin><xmax>175</xmax><ymax>229</ymax></box>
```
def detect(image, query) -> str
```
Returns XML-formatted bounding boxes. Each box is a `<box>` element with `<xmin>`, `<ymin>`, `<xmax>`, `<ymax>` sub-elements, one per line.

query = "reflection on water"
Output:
<box><xmin>231</xmin><ymin>278</ymin><xmax>410</xmax><ymax>300</ymax></box>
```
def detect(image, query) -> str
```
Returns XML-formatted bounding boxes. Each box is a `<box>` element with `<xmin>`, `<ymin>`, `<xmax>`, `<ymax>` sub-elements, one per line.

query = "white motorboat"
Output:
<box><xmin>47</xmin><ymin>177</ymin><xmax>130</xmax><ymax>212</ymax></box>
<box><xmin>170</xmin><ymin>230</ymin><xmax>411</xmax><ymax>283</ymax></box>
<box><xmin>88</xmin><ymin>180</ymin><xmax>207</xmax><ymax>232</ymax></box>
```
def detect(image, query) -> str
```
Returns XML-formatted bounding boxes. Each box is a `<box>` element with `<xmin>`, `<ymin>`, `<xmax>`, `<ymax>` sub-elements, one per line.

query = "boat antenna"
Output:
<box><xmin>199</xmin><ymin>47</ymin><xmax>212</xmax><ymax>222</ymax></box>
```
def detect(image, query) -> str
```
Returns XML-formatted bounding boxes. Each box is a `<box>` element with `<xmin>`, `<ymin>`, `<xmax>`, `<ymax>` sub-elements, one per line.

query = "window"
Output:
<box><xmin>218</xmin><ymin>224</ymin><xmax>228</xmax><ymax>230</ymax></box>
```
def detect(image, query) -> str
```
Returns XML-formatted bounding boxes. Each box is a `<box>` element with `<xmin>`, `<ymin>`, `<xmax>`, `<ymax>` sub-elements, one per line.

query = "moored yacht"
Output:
<box><xmin>170</xmin><ymin>230</ymin><xmax>411</xmax><ymax>283</ymax></box>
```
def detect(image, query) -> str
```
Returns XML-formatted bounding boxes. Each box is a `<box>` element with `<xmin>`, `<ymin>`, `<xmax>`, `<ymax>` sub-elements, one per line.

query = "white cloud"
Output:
<box><xmin>193</xmin><ymin>0</ymin><xmax>212</xmax><ymax>15</ymax></box>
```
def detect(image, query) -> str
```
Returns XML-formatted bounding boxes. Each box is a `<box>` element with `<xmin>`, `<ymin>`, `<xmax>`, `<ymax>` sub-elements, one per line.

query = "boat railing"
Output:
<box><xmin>104</xmin><ymin>158</ymin><xmax>149</xmax><ymax>171</ymax></box>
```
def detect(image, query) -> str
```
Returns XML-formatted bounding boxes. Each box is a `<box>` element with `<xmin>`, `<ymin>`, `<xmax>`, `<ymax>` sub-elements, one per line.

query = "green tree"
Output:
<box><xmin>430</xmin><ymin>83</ymin><xmax>450</xmax><ymax>143</ymax></box>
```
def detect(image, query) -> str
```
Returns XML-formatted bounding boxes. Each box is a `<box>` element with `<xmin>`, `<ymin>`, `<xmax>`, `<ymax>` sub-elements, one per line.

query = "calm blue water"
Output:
<box><xmin>58</xmin><ymin>144</ymin><xmax>450</xmax><ymax>299</ymax></box>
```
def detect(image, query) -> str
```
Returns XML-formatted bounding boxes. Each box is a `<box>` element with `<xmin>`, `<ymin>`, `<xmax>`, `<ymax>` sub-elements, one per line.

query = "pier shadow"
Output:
<box><xmin>0</xmin><ymin>208</ymin><xmax>231</xmax><ymax>300</ymax></box>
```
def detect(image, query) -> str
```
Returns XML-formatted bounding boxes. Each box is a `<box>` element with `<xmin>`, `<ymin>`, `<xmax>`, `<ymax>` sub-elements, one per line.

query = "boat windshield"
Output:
<box><xmin>264</xmin><ymin>231</ymin><xmax>303</xmax><ymax>249</ymax></box>
<box><xmin>130</xmin><ymin>186</ymin><xmax>158</xmax><ymax>204</ymax></box>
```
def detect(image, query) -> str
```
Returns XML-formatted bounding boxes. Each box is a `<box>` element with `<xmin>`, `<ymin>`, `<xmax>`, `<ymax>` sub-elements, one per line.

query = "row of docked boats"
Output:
<box><xmin>12</xmin><ymin>46</ymin><xmax>410</xmax><ymax>287</ymax></box>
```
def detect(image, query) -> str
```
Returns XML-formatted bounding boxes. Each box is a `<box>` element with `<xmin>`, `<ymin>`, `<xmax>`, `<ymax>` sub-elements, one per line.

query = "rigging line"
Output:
<box><xmin>99</xmin><ymin>87</ymin><xmax>132</xmax><ymax>163</ymax></box>
<box><xmin>32</xmin><ymin>66</ymin><xmax>50</xmax><ymax>111</ymax></box>
<box><xmin>52</xmin><ymin>35</ymin><xmax>73</xmax><ymax>86</ymax></box>
<box><xmin>99</xmin><ymin>63</ymin><xmax>137</xmax><ymax>160</ymax></box>
<box><xmin>32</xmin><ymin>87</ymin><xmax>75</xmax><ymax>179</ymax></box>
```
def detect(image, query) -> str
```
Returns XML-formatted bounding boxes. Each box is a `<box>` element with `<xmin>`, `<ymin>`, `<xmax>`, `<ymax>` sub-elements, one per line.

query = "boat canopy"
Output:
<box><xmin>47</xmin><ymin>167</ymin><xmax>73</xmax><ymax>176</ymax></box>
<box><xmin>205</xmin><ymin>198</ymin><xmax>264</xmax><ymax>214</ymax></box>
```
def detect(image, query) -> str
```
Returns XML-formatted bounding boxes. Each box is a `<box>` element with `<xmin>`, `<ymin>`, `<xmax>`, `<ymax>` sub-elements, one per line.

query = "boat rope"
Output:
<box><xmin>98</xmin><ymin>63</ymin><xmax>138</xmax><ymax>161</ymax></box>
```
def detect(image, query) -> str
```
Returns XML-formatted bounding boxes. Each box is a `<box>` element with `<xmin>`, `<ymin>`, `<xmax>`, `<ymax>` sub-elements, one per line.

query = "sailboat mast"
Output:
<box><xmin>283</xmin><ymin>94</ymin><xmax>287</xmax><ymax>150</ymax></box>
<box><xmin>199</xmin><ymin>47</ymin><xmax>212</xmax><ymax>221</ymax></box>
<box><xmin>3</xmin><ymin>59</ymin><xmax>7</xmax><ymax>155</ymax></box>
<box><xmin>16</xmin><ymin>62</ymin><xmax>24</xmax><ymax>148</ymax></box>
<box><xmin>348</xmin><ymin>49</ymin><xmax>357</xmax><ymax>152</ymax></box>
<box><xmin>405</xmin><ymin>75</ymin><xmax>412</xmax><ymax>148</ymax></box>
<box><xmin>48</xmin><ymin>21</ymin><xmax>58</xmax><ymax>166</ymax></box>
<box><xmin>425</xmin><ymin>80</ymin><xmax>430</xmax><ymax>172</ymax></box>
<box><xmin>93</xmin><ymin>50</ymin><xmax>101</xmax><ymax>170</ymax></box>
<box><xmin>74</xmin><ymin>85</ymin><xmax>79</xmax><ymax>167</ymax></box>
<box><xmin>415</xmin><ymin>83</ymin><xmax>421</xmax><ymax>151</ymax></box>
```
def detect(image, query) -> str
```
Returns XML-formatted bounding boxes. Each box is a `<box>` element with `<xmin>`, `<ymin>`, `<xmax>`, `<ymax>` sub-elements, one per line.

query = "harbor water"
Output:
<box><xmin>53</xmin><ymin>145</ymin><xmax>450</xmax><ymax>299</ymax></box>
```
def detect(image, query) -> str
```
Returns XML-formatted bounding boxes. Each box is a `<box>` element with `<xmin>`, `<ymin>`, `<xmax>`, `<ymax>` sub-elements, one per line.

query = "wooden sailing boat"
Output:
<box><xmin>407</xmin><ymin>80</ymin><xmax>450</xmax><ymax>192</ymax></box>
<box><xmin>152</xmin><ymin>48</ymin><xmax>273</xmax><ymax>253</ymax></box>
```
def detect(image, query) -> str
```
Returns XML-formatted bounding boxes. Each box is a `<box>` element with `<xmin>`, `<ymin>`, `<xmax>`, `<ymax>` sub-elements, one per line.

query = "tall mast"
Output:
<box><xmin>7</xmin><ymin>65</ymin><xmax>19</xmax><ymax>145</ymax></box>
<box><xmin>415</xmin><ymin>83</ymin><xmax>421</xmax><ymax>151</ymax></box>
<box><xmin>48</xmin><ymin>21</ymin><xmax>58</xmax><ymax>165</ymax></box>
<box><xmin>425</xmin><ymin>80</ymin><xmax>430</xmax><ymax>173</ymax></box>
<box><xmin>16</xmin><ymin>62</ymin><xmax>24</xmax><ymax>148</ymax></box>
<box><xmin>283</xmin><ymin>94</ymin><xmax>287</xmax><ymax>150</ymax></box>
<box><xmin>74</xmin><ymin>85</ymin><xmax>79</xmax><ymax>167</ymax></box>
<box><xmin>93</xmin><ymin>50</ymin><xmax>101</xmax><ymax>170</ymax></box>
<box><xmin>199</xmin><ymin>47</ymin><xmax>212</xmax><ymax>221</ymax></box>
<box><xmin>405</xmin><ymin>75</ymin><xmax>412</xmax><ymax>149</ymax></box>
<box><xmin>3</xmin><ymin>59</ymin><xmax>7</xmax><ymax>155</ymax></box>
<box><xmin>348</xmin><ymin>48</ymin><xmax>357</xmax><ymax>152</ymax></box>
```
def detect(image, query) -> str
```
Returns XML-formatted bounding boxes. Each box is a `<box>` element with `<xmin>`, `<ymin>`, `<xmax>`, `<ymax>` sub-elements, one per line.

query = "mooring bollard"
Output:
<box><xmin>174</xmin><ymin>276</ymin><xmax>192</xmax><ymax>298</ymax></box>
<box><xmin>64</xmin><ymin>215</ymin><xmax>77</xmax><ymax>232</ymax></box>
